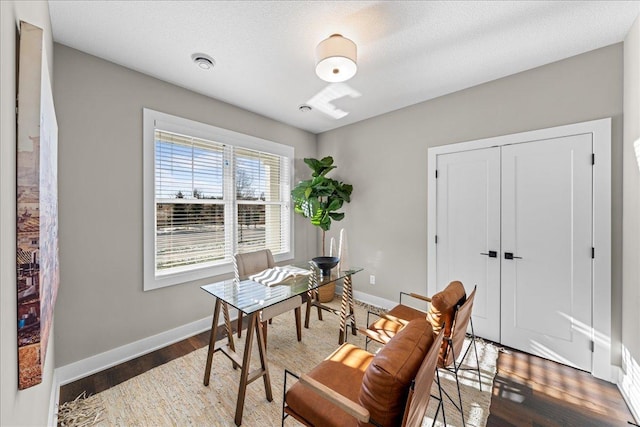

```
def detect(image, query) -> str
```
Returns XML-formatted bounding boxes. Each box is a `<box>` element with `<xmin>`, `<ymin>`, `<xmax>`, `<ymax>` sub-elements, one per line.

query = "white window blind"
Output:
<box><xmin>143</xmin><ymin>109</ymin><xmax>294</xmax><ymax>291</ymax></box>
<box><xmin>155</xmin><ymin>130</ymin><xmax>226</xmax><ymax>273</ymax></box>
<box><xmin>235</xmin><ymin>147</ymin><xmax>290</xmax><ymax>255</ymax></box>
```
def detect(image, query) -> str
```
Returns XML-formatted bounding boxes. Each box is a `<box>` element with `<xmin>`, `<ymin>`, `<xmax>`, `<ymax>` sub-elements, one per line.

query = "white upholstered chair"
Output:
<box><xmin>234</xmin><ymin>249</ymin><xmax>302</xmax><ymax>345</ymax></box>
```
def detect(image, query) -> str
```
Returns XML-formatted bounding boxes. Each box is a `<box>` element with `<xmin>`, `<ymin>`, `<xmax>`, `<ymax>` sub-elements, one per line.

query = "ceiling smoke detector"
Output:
<box><xmin>191</xmin><ymin>53</ymin><xmax>215</xmax><ymax>70</ymax></box>
<box><xmin>299</xmin><ymin>105</ymin><xmax>312</xmax><ymax>112</ymax></box>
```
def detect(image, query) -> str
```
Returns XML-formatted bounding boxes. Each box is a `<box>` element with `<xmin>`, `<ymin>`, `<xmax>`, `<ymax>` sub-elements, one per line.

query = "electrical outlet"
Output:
<box><xmin>369</xmin><ymin>275</ymin><xmax>375</xmax><ymax>285</ymax></box>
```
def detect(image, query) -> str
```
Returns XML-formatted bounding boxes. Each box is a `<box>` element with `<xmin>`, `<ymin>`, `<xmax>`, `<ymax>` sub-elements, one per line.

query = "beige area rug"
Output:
<box><xmin>58</xmin><ymin>299</ymin><xmax>498</xmax><ymax>427</ymax></box>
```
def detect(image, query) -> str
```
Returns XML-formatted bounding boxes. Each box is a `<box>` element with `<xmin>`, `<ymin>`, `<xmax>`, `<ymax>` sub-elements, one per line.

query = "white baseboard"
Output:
<box><xmin>618</xmin><ymin>346</ymin><xmax>640</xmax><ymax>423</ymax></box>
<box><xmin>55</xmin><ymin>314</ymin><xmax>218</xmax><ymax>386</ymax></box>
<box><xmin>352</xmin><ymin>290</ymin><xmax>396</xmax><ymax>310</ymax></box>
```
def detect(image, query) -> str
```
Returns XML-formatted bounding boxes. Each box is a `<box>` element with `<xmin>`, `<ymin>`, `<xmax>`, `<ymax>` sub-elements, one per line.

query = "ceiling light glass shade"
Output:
<box><xmin>315</xmin><ymin>34</ymin><xmax>357</xmax><ymax>83</ymax></box>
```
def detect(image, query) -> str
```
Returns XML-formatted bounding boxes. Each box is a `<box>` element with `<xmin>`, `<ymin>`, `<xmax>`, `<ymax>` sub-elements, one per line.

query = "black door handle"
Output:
<box><xmin>480</xmin><ymin>251</ymin><xmax>498</xmax><ymax>258</ymax></box>
<box><xmin>504</xmin><ymin>252</ymin><xmax>522</xmax><ymax>260</ymax></box>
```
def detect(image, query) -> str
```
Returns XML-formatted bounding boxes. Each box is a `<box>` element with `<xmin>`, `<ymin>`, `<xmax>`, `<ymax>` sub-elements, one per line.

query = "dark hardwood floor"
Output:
<box><xmin>487</xmin><ymin>346</ymin><xmax>635</xmax><ymax>426</ymax></box>
<box><xmin>60</xmin><ymin>328</ymin><xmax>637</xmax><ymax>426</ymax></box>
<box><xmin>59</xmin><ymin>329</ymin><xmax>212</xmax><ymax>405</ymax></box>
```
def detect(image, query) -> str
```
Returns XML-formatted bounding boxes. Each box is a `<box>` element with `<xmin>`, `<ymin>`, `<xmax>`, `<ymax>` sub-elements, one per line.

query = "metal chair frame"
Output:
<box><xmin>436</xmin><ymin>320</ymin><xmax>481</xmax><ymax>427</ymax></box>
<box><xmin>434</xmin><ymin>287</ymin><xmax>481</xmax><ymax>427</ymax></box>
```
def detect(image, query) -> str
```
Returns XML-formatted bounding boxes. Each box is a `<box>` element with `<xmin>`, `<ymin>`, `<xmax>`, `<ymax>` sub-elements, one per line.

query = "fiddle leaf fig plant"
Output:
<box><xmin>291</xmin><ymin>156</ymin><xmax>353</xmax><ymax>254</ymax></box>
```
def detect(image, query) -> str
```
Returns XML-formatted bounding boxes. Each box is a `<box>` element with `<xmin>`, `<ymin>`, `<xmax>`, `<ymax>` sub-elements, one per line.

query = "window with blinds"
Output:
<box><xmin>143</xmin><ymin>109</ymin><xmax>293</xmax><ymax>290</ymax></box>
<box><xmin>155</xmin><ymin>131</ymin><xmax>226</xmax><ymax>272</ymax></box>
<box><xmin>235</xmin><ymin>148</ymin><xmax>289</xmax><ymax>255</ymax></box>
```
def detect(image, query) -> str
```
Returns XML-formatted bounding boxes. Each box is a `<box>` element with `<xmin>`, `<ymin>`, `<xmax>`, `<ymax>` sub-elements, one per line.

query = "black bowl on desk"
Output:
<box><xmin>311</xmin><ymin>256</ymin><xmax>340</xmax><ymax>277</ymax></box>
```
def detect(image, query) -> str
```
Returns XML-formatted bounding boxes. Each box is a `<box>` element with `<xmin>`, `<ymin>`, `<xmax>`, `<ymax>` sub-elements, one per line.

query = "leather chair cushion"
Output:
<box><xmin>426</xmin><ymin>280</ymin><xmax>466</xmax><ymax>336</ymax></box>
<box><xmin>358</xmin><ymin>318</ymin><xmax>434</xmax><ymax>427</ymax></box>
<box><xmin>367</xmin><ymin>304</ymin><xmax>424</xmax><ymax>342</ymax></box>
<box><xmin>285</xmin><ymin>343</ymin><xmax>374</xmax><ymax>427</ymax></box>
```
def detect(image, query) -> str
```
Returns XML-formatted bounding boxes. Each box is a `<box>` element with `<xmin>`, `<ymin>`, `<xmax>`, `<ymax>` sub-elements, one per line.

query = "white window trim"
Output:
<box><xmin>143</xmin><ymin>108</ymin><xmax>294</xmax><ymax>291</ymax></box>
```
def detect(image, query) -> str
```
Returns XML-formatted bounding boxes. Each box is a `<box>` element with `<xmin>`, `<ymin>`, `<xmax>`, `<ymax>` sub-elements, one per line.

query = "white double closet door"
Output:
<box><xmin>435</xmin><ymin>133</ymin><xmax>593</xmax><ymax>372</ymax></box>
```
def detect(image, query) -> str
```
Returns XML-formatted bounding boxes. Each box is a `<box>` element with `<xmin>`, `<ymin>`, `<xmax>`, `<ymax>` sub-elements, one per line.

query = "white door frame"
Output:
<box><xmin>427</xmin><ymin>118</ymin><xmax>612</xmax><ymax>381</ymax></box>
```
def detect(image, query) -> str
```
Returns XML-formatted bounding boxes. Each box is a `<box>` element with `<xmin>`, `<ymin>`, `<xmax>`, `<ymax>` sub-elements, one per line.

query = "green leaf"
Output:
<box><xmin>335</xmin><ymin>184</ymin><xmax>353</xmax><ymax>201</ymax></box>
<box><xmin>328</xmin><ymin>212</ymin><xmax>345</xmax><ymax>221</ymax></box>
<box><xmin>317</xmin><ymin>213</ymin><xmax>332</xmax><ymax>231</ymax></box>
<box><xmin>327</xmin><ymin>198</ymin><xmax>342</xmax><ymax>212</ymax></box>
<box><xmin>305</xmin><ymin>198</ymin><xmax>319</xmax><ymax>218</ymax></box>
<box><xmin>320</xmin><ymin>166</ymin><xmax>336</xmax><ymax>177</ymax></box>
<box><xmin>320</xmin><ymin>156</ymin><xmax>334</xmax><ymax>167</ymax></box>
<box><xmin>291</xmin><ymin>181</ymin><xmax>310</xmax><ymax>199</ymax></box>
<box><xmin>304</xmin><ymin>158</ymin><xmax>321</xmax><ymax>171</ymax></box>
<box><xmin>310</xmin><ymin>208</ymin><xmax>324</xmax><ymax>226</ymax></box>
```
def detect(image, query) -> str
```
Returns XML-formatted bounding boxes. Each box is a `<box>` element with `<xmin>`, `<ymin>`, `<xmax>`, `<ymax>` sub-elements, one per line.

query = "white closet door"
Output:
<box><xmin>436</xmin><ymin>147</ymin><xmax>501</xmax><ymax>342</ymax></box>
<box><xmin>501</xmin><ymin>134</ymin><xmax>593</xmax><ymax>371</ymax></box>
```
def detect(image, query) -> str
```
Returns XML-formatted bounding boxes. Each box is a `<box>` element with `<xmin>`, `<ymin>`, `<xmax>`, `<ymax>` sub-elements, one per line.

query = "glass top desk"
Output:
<box><xmin>201</xmin><ymin>263</ymin><xmax>362</xmax><ymax>426</ymax></box>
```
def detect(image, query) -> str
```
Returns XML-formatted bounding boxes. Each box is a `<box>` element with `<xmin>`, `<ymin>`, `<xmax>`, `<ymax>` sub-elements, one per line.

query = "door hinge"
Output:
<box><xmin>592</xmin><ymin>153</ymin><xmax>595</xmax><ymax>165</ymax></box>
<box><xmin>590</xmin><ymin>340</ymin><xmax>595</xmax><ymax>352</ymax></box>
<box><xmin>435</xmin><ymin>235</ymin><xmax>438</xmax><ymax>244</ymax></box>
<box><xmin>592</xmin><ymin>247</ymin><xmax>595</xmax><ymax>259</ymax></box>
<box><xmin>435</xmin><ymin>170</ymin><xmax>438</xmax><ymax>178</ymax></box>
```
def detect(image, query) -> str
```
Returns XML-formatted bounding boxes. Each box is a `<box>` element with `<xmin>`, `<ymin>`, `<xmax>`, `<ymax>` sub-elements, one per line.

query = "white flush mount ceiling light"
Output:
<box><xmin>315</xmin><ymin>34</ymin><xmax>357</xmax><ymax>83</ymax></box>
<box><xmin>191</xmin><ymin>53</ymin><xmax>215</xmax><ymax>70</ymax></box>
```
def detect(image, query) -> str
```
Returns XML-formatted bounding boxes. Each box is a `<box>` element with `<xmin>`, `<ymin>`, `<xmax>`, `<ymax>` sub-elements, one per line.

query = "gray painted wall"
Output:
<box><xmin>623</xmin><ymin>16</ymin><xmax>640</xmax><ymax>374</ymax></box>
<box><xmin>318</xmin><ymin>44</ymin><xmax>625</xmax><ymax>364</ymax></box>
<box><xmin>52</xmin><ymin>44</ymin><xmax>317</xmax><ymax>367</ymax></box>
<box><xmin>1</xmin><ymin>1</ymin><xmax>57</xmax><ymax>426</ymax></box>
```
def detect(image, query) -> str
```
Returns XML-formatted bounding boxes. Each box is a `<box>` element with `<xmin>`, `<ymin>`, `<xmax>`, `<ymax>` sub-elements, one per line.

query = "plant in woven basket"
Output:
<box><xmin>291</xmin><ymin>157</ymin><xmax>352</xmax><ymax>301</ymax></box>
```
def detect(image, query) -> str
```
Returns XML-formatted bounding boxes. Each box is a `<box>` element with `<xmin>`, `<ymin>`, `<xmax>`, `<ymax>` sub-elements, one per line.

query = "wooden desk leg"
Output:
<box><xmin>313</xmin><ymin>269</ymin><xmax>323</xmax><ymax>321</ymax></box>
<box><xmin>234</xmin><ymin>313</ymin><xmax>273</xmax><ymax>426</ymax></box>
<box><xmin>304</xmin><ymin>288</ymin><xmax>324</xmax><ymax>330</ymax></box>
<box><xmin>223</xmin><ymin>303</ymin><xmax>238</xmax><ymax>369</ymax></box>
<box><xmin>203</xmin><ymin>298</ymin><xmax>222</xmax><ymax>386</ymax></box>
<box><xmin>261</xmin><ymin>319</ymin><xmax>268</xmax><ymax>349</ymax></box>
<box><xmin>235</xmin><ymin>313</ymin><xmax>255</xmax><ymax>426</ymax></box>
<box><xmin>255</xmin><ymin>315</ymin><xmax>273</xmax><ymax>402</ymax></box>
<box><xmin>304</xmin><ymin>292</ymin><xmax>312</xmax><ymax>329</ymax></box>
<box><xmin>304</xmin><ymin>287</ymin><xmax>319</xmax><ymax>328</ymax></box>
<box><xmin>294</xmin><ymin>307</ymin><xmax>302</xmax><ymax>341</ymax></box>
<box><xmin>346</xmin><ymin>275</ymin><xmax>357</xmax><ymax>336</ymax></box>
<box><xmin>304</xmin><ymin>269</ymin><xmax>324</xmax><ymax>330</ymax></box>
<box><xmin>338</xmin><ymin>274</ymin><xmax>356</xmax><ymax>344</ymax></box>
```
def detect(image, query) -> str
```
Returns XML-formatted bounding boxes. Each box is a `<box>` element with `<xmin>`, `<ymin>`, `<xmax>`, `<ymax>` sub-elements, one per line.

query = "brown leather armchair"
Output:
<box><xmin>360</xmin><ymin>282</ymin><xmax>481</xmax><ymax>426</ymax></box>
<box><xmin>282</xmin><ymin>318</ymin><xmax>446</xmax><ymax>427</ymax></box>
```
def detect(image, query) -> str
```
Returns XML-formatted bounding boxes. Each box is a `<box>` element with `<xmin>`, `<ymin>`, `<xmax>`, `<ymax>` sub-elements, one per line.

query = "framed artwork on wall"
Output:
<box><xmin>16</xmin><ymin>21</ymin><xmax>59</xmax><ymax>390</ymax></box>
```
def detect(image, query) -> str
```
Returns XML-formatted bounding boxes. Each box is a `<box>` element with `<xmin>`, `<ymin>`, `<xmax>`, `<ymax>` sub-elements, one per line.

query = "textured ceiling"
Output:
<box><xmin>48</xmin><ymin>1</ymin><xmax>640</xmax><ymax>134</ymax></box>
